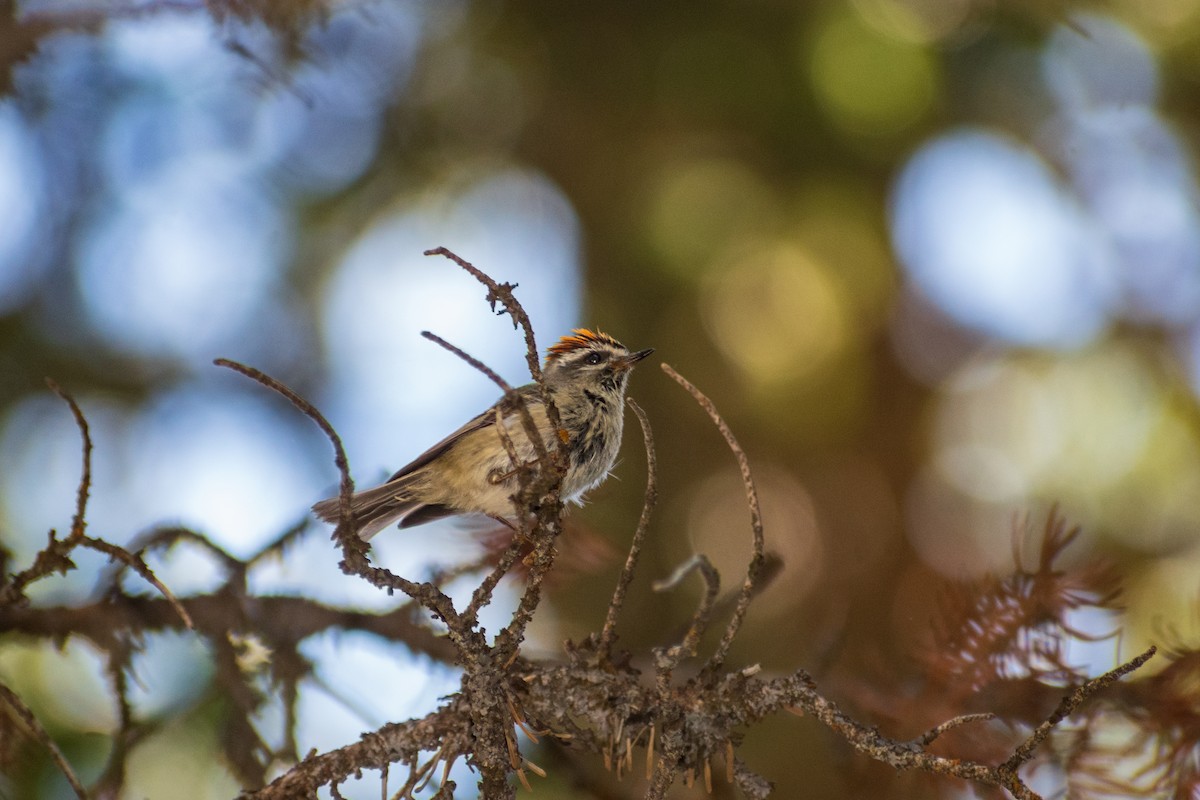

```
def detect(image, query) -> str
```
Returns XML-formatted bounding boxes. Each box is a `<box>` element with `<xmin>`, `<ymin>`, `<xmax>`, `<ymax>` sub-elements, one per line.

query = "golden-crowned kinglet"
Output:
<box><xmin>313</xmin><ymin>329</ymin><xmax>653</xmax><ymax>540</ymax></box>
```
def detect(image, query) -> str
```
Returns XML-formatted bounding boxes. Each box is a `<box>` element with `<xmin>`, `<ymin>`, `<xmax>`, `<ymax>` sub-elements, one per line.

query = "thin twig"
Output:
<box><xmin>598</xmin><ymin>398</ymin><xmax>657</xmax><ymax>658</ymax></box>
<box><xmin>463</xmin><ymin>536</ymin><xmax>526</xmax><ymax>628</ymax></box>
<box><xmin>213</xmin><ymin>358</ymin><xmax>356</xmax><ymax>534</ymax></box>
<box><xmin>421</xmin><ymin>330</ymin><xmax>551</xmax><ymax>483</ymax></box>
<box><xmin>1</xmin><ymin>381</ymin><xmax>97</xmax><ymax>604</ymax></box>
<box><xmin>1</xmin><ymin>384</ymin><xmax>191</xmax><ymax>630</ymax></box>
<box><xmin>423</xmin><ymin>247</ymin><xmax>544</xmax><ymax>387</ymax></box>
<box><xmin>913</xmin><ymin>713</ymin><xmax>996</xmax><ymax>746</ymax></box>
<box><xmin>660</xmin><ymin>364</ymin><xmax>764</xmax><ymax>675</ymax></box>
<box><xmin>421</xmin><ymin>330</ymin><xmax>513</xmax><ymax>393</ymax></box>
<box><xmin>424</xmin><ymin>247</ymin><xmax>566</xmax><ymax>465</ymax></box>
<box><xmin>45</xmin><ymin>378</ymin><xmax>91</xmax><ymax>540</ymax></box>
<box><xmin>0</xmin><ymin>681</ymin><xmax>89</xmax><ymax>800</ymax></box>
<box><xmin>653</xmin><ymin>554</ymin><xmax>720</xmax><ymax>669</ymax></box>
<box><xmin>83</xmin><ymin>536</ymin><xmax>193</xmax><ymax>629</ymax></box>
<box><xmin>124</xmin><ymin>525</ymin><xmax>242</xmax><ymax>573</ymax></box>
<box><xmin>1002</xmin><ymin>645</ymin><xmax>1157</xmax><ymax>772</ymax></box>
<box><xmin>213</xmin><ymin>358</ymin><xmax>463</xmax><ymax>627</ymax></box>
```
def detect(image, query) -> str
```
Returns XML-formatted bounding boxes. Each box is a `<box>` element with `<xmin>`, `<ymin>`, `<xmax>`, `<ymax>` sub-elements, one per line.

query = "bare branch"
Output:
<box><xmin>45</xmin><ymin>378</ymin><xmax>91</xmax><ymax>540</ymax></box>
<box><xmin>652</xmin><ymin>554</ymin><xmax>719</xmax><ymax>670</ymax></box>
<box><xmin>5</xmin><ymin>262</ymin><xmax>1167</xmax><ymax>800</ymax></box>
<box><xmin>213</xmin><ymin>358</ymin><xmax>356</xmax><ymax>536</ymax></box>
<box><xmin>246</xmin><ymin>699</ymin><xmax>472</xmax><ymax>799</ymax></box>
<box><xmin>1</xmin><ymin>383</ymin><xmax>190</xmax><ymax>629</ymax></box>
<box><xmin>462</xmin><ymin>536</ymin><xmax>525</xmax><ymax>628</ymax></box>
<box><xmin>211</xmin><ymin>360</ymin><xmax>452</xmax><ymax>618</ymax></box>
<box><xmin>913</xmin><ymin>713</ymin><xmax>996</xmax><ymax>746</ymax></box>
<box><xmin>1002</xmin><ymin>645</ymin><xmax>1157</xmax><ymax>772</ymax></box>
<box><xmin>660</xmin><ymin>363</ymin><xmax>764</xmax><ymax>675</ymax></box>
<box><xmin>423</xmin><ymin>247</ymin><xmax>543</xmax><ymax>386</ymax></box>
<box><xmin>83</xmin><ymin>536</ymin><xmax>193</xmax><ymax>629</ymax></box>
<box><xmin>0</xmin><ymin>593</ymin><xmax>457</xmax><ymax>663</ymax></box>
<box><xmin>598</xmin><ymin>397</ymin><xmax>657</xmax><ymax>659</ymax></box>
<box><xmin>0</xmin><ymin>680</ymin><xmax>88</xmax><ymax>800</ymax></box>
<box><xmin>420</xmin><ymin>330</ymin><xmax>513</xmax><ymax>393</ymax></box>
<box><xmin>791</xmin><ymin>670</ymin><xmax>1041</xmax><ymax>797</ymax></box>
<box><xmin>0</xmin><ymin>380</ymin><xmax>97</xmax><ymax>605</ymax></box>
<box><xmin>216</xmin><ymin>259</ymin><xmax>569</xmax><ymax>799</ymax></box>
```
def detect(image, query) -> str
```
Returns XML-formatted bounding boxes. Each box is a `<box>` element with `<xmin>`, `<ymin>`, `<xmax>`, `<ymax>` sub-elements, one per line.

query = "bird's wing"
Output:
<box><xmin>386</xmin><ymin>388</ymin><xmax>546</xmax><ymax>481</ymax></box>
<box><xmin>385</xmin><ymin>407</ymin><xmax>498</xmax><ymax>482</ymax></box>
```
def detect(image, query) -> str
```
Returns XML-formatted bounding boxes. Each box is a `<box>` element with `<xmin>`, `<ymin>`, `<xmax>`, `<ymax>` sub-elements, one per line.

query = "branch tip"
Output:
<box><xmin>659</xmin><ymin>363</ymin><xmax>764</xmax><ymax>674</ymax></box>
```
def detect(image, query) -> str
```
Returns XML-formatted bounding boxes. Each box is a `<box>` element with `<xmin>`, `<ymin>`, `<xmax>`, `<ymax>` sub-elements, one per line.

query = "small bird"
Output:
<box><xmin>313</xmin><ymin>329</ymin><xmax>653</xmax><ymax>540</ymax></box>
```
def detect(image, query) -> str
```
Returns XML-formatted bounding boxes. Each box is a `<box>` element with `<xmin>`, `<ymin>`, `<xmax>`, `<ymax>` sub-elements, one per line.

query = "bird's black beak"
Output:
<box><xmin>616</xmin><ymin>348</ymin><xmax>655</xmax><ymax>371</ymax></box>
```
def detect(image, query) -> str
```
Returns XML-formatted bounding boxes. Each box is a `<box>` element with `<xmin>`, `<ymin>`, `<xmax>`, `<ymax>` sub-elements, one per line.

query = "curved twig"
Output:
<box><xmin>45</xmin><ymin>378</ymin><xmax>91</xmax><ymax>540</ymax></box>
<box><xmin>84</xmin><ymin>537</ymin><xmax>194</xmax><ymax>629</ymax></box>
<box><xmin>213</xmin><ymin>358</ymin><xmax>356</xmax><ymax>536</ymax></box>
<box><xmin>653</xmin><ymin>553</ymin><xmax>719</xmax><ymax>670</ymax></box>
<box><xmin>212</xmin><ymin>359</ymin><xmax>459</xmax><ymax>622</ymax></box>
<box><xmin>423</xmin><ymin>247</ymin><xmax>566</xmax><ymax>465</ymax></box>
<box><xmin>660</xmin><ymin>363</ymin><xmax>764</xmax><ymax>675</ymax></box>
<box><xmin>598</xmin><ymin>397</ymin><xmax>657</xmax><ymax>659</ymax></box>
<box><xmin>0</xmin><ymin>382</ymin><xmax>192</xmax><ymax>628</ymax></box>
<box><xmin>913</xmin><ymin>713</ymin><xmax>996</xmax><ymax>746</ymax></box>
<box><xmin>420</xmin><ymin>330</ymin><xmax>513</xmax><ymax>393</ymax></box>
<box><xmin>423</xmin><ymin>247</ymin><xmax>543</xmax><ymax>386</ymax></box>
<box><xmin>0</xmin><ymin>680</ymin><xmax>88</xmax><ymax>799</ymax></box>
<box><xmin>1002</xmin><ymin>645</ymin><xmax>1157</xmax><ymax>772</ymax></box>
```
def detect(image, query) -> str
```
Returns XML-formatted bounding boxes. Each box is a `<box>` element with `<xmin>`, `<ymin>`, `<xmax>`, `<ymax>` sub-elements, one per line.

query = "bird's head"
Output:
<box><xmin>543</xmin><ymin>328</ymin><xmax>654</xmax><ymax>393</ymax></box>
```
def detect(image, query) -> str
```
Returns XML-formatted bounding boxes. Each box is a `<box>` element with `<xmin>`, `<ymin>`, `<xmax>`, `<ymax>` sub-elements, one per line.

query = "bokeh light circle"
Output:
<box><xmin>890</xmin><ymin>129</ymin><xmax>1117</xmax><ymax>347</ymax></box>
<box><xmin>808</xmin><ymin>9</ymin><xmax>939</xmax><ymax>137</ymax></box>
<box><xmin>702</xmin><ymin>241</ymin><xmax>848</xmax><ymax>386</ymax></box>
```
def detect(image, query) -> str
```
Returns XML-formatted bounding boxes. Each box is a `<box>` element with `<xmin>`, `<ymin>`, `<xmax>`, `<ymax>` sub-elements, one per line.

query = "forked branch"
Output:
<box><xmin>660</xmin><ymin>363</ymin><xmax>765</xmax><ymax>675</ymax></box>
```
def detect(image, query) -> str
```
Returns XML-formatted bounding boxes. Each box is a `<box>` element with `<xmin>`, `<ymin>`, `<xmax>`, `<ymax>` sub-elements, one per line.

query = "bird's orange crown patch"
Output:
<box><xmin>546</xmin><ymin>328</ymin><xmax>623</xmax><ymax>362</ymax></box>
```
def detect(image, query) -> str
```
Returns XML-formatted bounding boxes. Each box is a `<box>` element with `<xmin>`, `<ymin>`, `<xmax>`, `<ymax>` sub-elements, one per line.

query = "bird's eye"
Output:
<box><xmin>584</xmin><ymin>352</ymin><xmax>604</xmax><ymax>365</ymax></box>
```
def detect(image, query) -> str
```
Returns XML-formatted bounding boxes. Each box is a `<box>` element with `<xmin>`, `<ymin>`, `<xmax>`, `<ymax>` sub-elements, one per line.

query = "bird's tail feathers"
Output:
<box><xmin>311</xmin><ymin>478</ymin><xmax>421</xmax><ymax>541</ymax></box>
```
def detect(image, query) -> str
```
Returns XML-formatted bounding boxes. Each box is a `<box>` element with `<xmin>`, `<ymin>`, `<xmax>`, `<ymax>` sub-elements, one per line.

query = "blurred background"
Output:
<box><xmin>2</xmin><ymin>0</ymin><xmax>1200</xmax><ymax>797</ymax></box>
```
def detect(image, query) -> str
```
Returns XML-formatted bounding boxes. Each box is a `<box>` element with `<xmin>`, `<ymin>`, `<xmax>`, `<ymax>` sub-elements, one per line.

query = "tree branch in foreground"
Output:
<box><xmin>2</xmin><ymin>254</ymin><xmax>1174</xmax><ymax>800</ymax></box>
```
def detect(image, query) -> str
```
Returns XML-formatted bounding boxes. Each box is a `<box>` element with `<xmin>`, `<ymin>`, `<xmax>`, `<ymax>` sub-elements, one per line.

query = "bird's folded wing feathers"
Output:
<box><xmin>386</xmin><ymin>408</ymin><xmax>497</xmax><ymax>481</ymax></box>
<box><xmin>386</xmin><ymin>390</ymin><xmax>550</xmax><ymax>483</ymax></box>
